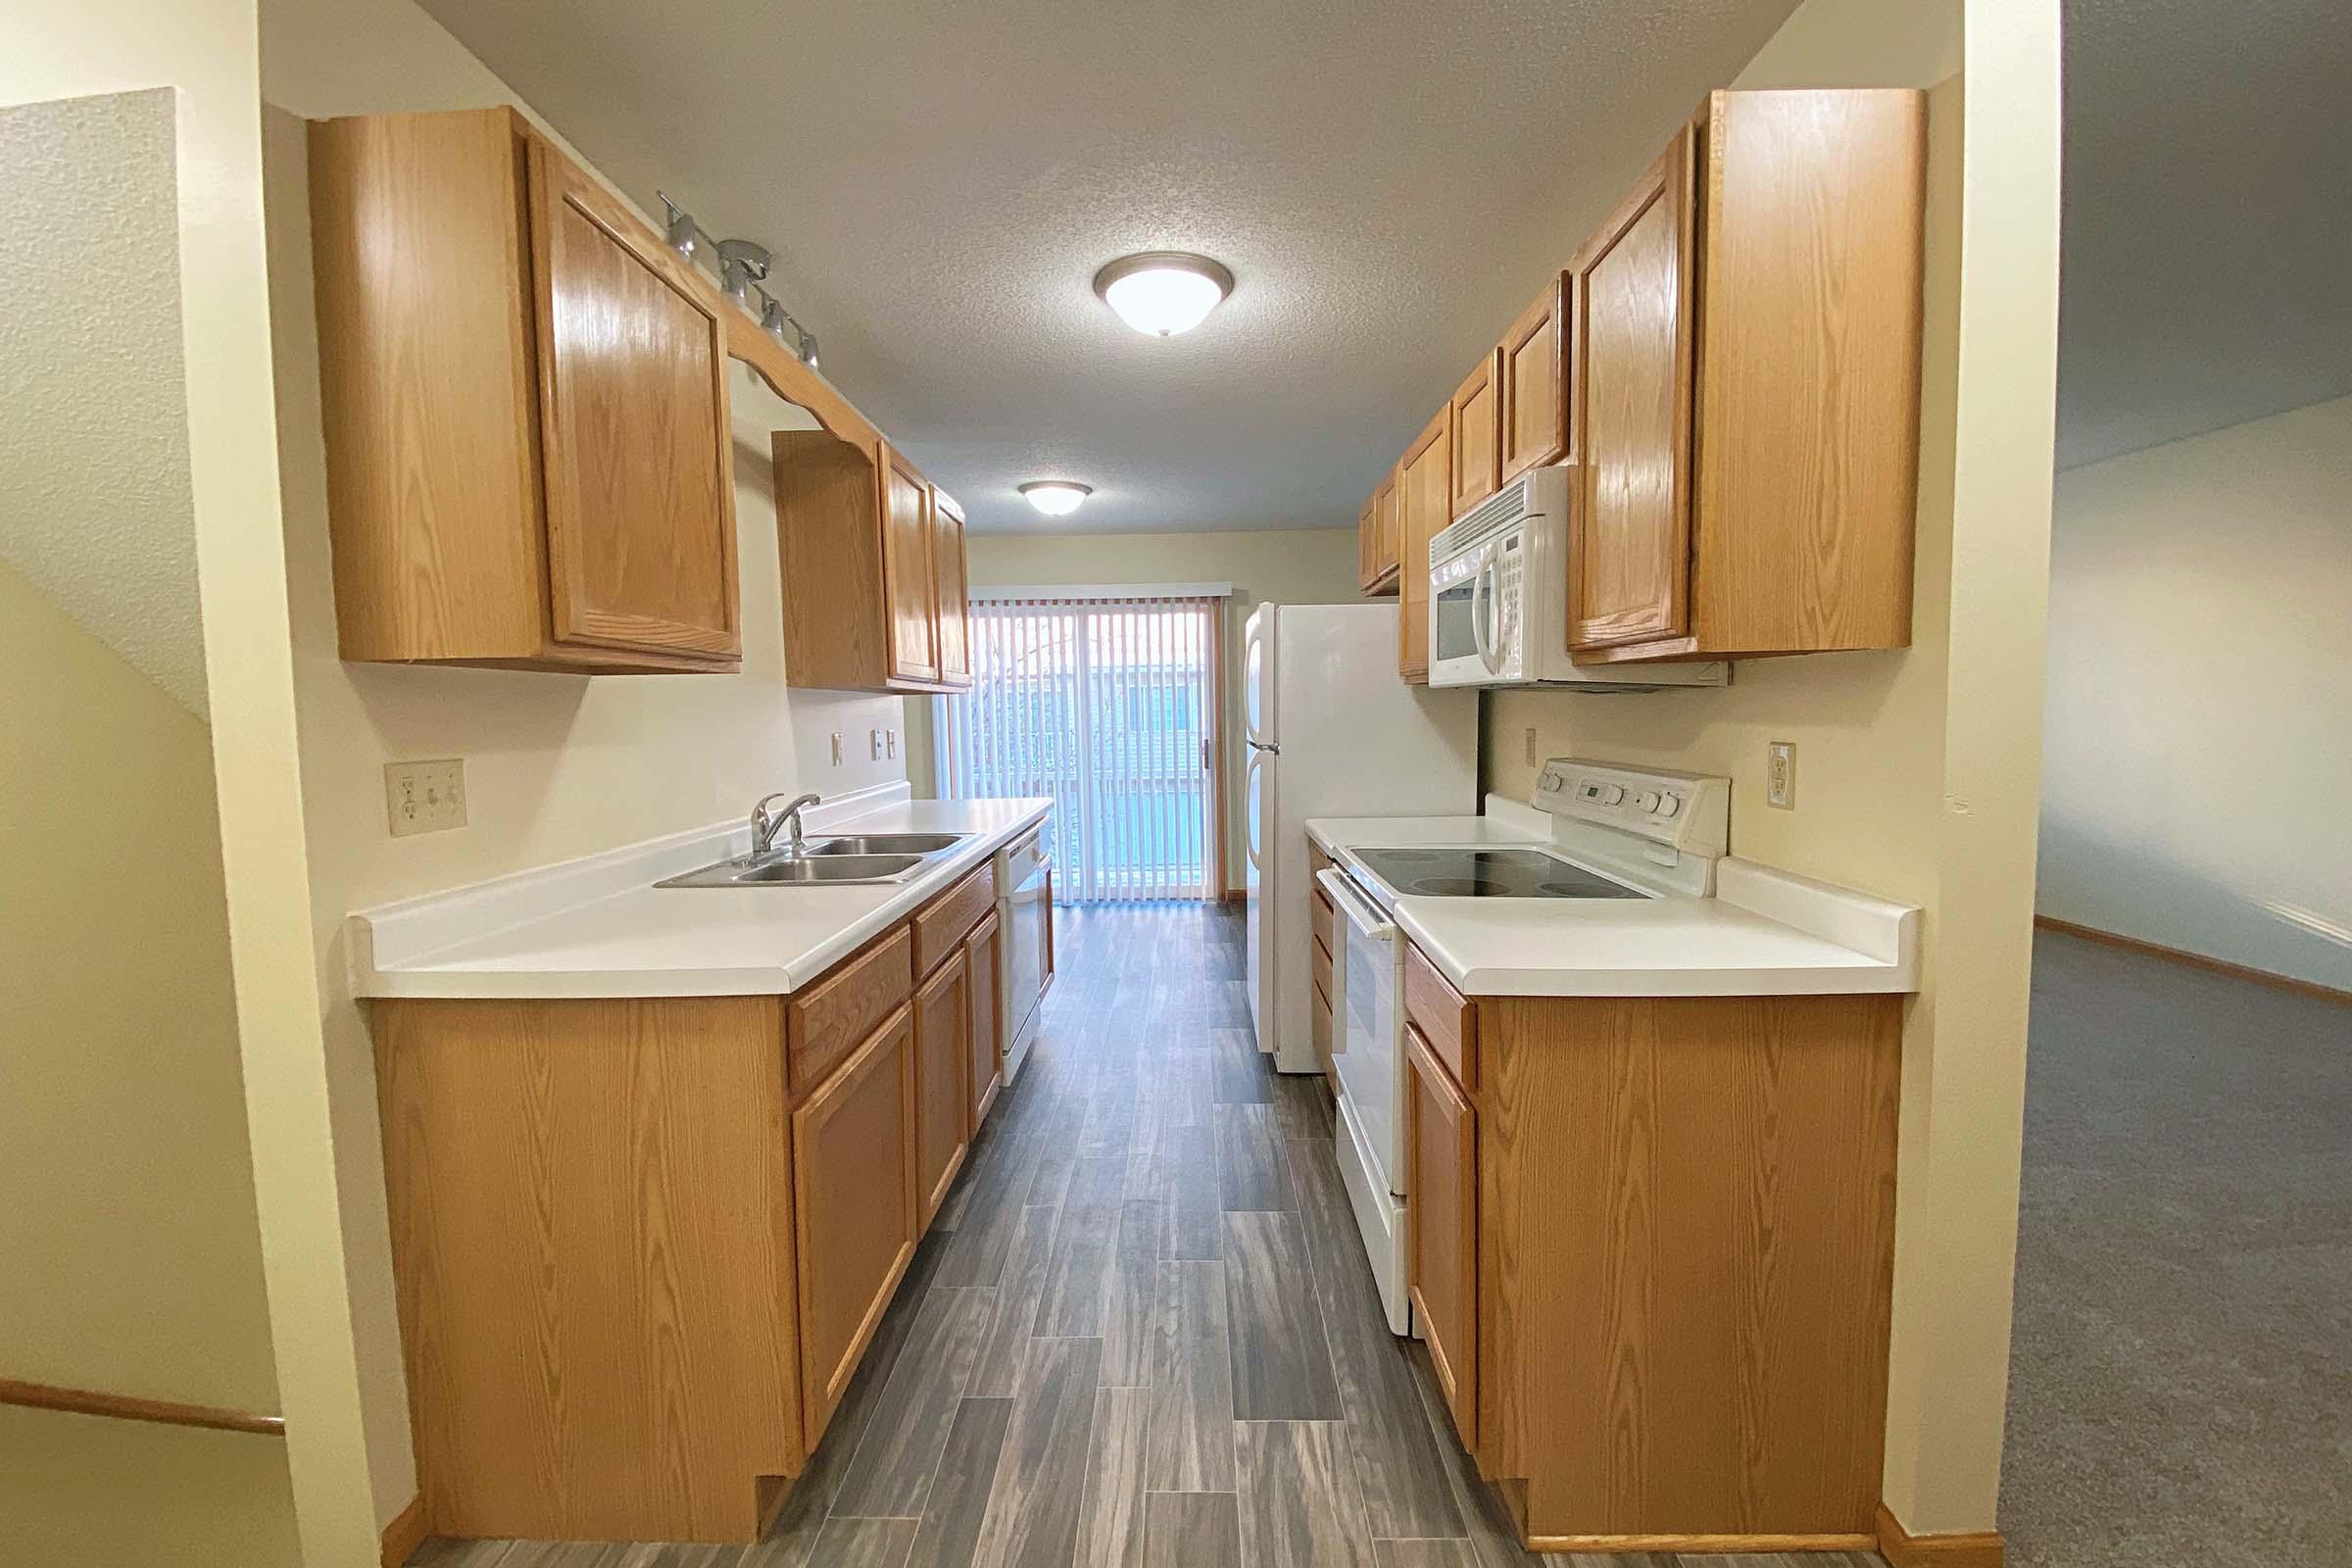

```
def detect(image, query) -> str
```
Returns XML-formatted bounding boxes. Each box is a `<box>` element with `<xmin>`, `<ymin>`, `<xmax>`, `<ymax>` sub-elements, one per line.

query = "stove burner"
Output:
<box><xmin>1412</xmin><ymin>877</ymin><xmax>1518</xmax><ymax>897</ymax></box>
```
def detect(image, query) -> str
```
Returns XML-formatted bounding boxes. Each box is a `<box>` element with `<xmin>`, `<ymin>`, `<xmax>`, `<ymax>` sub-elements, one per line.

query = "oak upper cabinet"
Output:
<box><xmin>1449</xmin><ymin>349</ymin><xmax>1503</xmax><ymax>517</ymax></box>
<box><xmin>772</xmin><ymin>431</ymin><xmax>972</xmax><ymax>693</ymax></box>
<box><xmin>1356</xmin><ymin>471</ymin><xmax>1400</xmax><ymax>597</ymax></box>
<box><xmin>1569</xmin><ymin>90</ymin><xmax>1926</xmax><ymax>663</ymax></box>
<box><xmin>1396</xmin><ymin>410</ymin><xmax>1451</xmax><ymax>681</ymax></box>
<box><xmin>931</xmin><ymin>488</ymin><xmax>973</xmax><ymax>686</ymax></box>
<box><xmin>793</xmin><ymin>1003</ymin><xmax>918</xmax><ymax>1444</ymax></box>
<box><xmin>311</xmin><ymin>108</ymin><xmax>742</xmax><ymax>672</ymax></box>
<box><xmin>911</xmin><ymin>948</ymin><xmax>970</xmax><ymax>1229</ymax></box>
<box><xmin>965</xmin><ymin>909</ymin><xmax>1004</xmax><ymax>1132</ymax></box>
<box><xmin>1404</xmin><ymin>1022</ymin><xmax>1477</xmax><ymax>1443</ymax></box>
<box><xmin>882</xmin><ymin>446</ymin><xmax>940</xmax><ymax>684</ymax></box>
<box><xmin>1498</xmin><ymin>272</ymin><xmax>1572</xmax><ymax>484</ymax></box>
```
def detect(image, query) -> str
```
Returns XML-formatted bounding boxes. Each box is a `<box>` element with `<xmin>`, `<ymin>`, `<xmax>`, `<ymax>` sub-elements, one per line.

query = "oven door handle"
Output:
<box><xmin>1317</xmin><ymin>867</ymin><xmax>1396</xmax><ymax>941</ymax></box>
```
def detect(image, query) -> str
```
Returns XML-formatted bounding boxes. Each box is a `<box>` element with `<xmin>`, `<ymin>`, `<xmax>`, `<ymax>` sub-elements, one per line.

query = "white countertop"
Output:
<box><xmin>1305</xmin><ymin>808</ymin><xmax>1919</xmax><ymax>999</ymax></box>
<box><xmin>350</xmin><ymin>786</ymin><xmax>1052</xmax><ymax>1000</ymax></box>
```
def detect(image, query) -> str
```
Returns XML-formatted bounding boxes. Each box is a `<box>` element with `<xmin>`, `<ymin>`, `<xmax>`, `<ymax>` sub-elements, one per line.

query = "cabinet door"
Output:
<box><xmin>1569</xmin><ymin>127</ymin><xmax>1694</xmax><ymax>651</ymax></box>
<box><xmin>1499</xmin><ymin>273</ymin><xmax>1570</xmax><ymax>483</ymax></box>
<box><xmin>912</xmin><ymin>949</ymin><xmax>970</xmax><ymax>1228</ymax></box>
<box><xmin>793</xmin><ymin>1004</ymin><xmax>918</xmax><ymax>1443</ymax></box>
<box><xmin>931</xmin><ymin>489</ymin><xmax>972</xmax><ymax>687</ymax></box>
<box><xmin>525</xmin><ymin>138</ymin><xmax>740</xmax><ymax>662</ymax></box>
<box><xmin>965</xmin><ymin>910</ymin><xmax>1003</xmax><ymax>1132</ymax></box>
<box><xmin>881</xmin><ymin>445</ymin><xmax>940</xmax><ymax>683</ymax></box>
<box><xmin>1405</xmin><ymin>1023</ymin><xmax>1477</xmax><ymax>1445</ymax></box>
<box><xmin>1449</xmin><ymin>350</ymin><xmax>1502</xmax><ymax>517</ymax></box>
<box><xmin>1358</xmin><ymin>475</ymin><xmax>1399</xmax><ymax>596</ymax></box>
<box><xmin>1396</xmin><ymin>411</ymin><xmax>1450</xmax><ymax>681</ymax></box>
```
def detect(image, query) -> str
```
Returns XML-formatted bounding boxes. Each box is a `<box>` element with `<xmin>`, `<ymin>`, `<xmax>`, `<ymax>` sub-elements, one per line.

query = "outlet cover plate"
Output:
<box><xmin>1766</xmin><ymin>741</ymin><xmax>1795</xmax><ymax>810</ymax></box>
<box><xmin>386</xmin><ymin>758</ymin><xmax>466</xmax><ymax>837</ymax></box>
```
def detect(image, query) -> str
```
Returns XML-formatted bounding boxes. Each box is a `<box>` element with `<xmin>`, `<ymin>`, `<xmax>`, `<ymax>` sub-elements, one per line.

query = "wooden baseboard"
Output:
<box><xmin>1527</xmin><ymin>1532</ymin><xmax>1878</xmax><ymax>1552</ymax></box>
<box><xmin>2034</xmin><ymin>914</ymin><xmax>2351</xmax><ymax>1006</ymax></box>
<box><xmin>381</xmin><ymin>1494</ymin><xmax>429</xmax><ymax>1568</ymax></box>
<box><xmin>1877</xmin><ymin>1501</ymin><xmax>2004</xmax><ymax>1567</ymax></box>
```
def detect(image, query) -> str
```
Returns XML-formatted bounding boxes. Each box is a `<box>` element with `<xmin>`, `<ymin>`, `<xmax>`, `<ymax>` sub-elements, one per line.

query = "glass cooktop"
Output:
<box><xmin>1350</xmin><ymin>847</ymin><xmax>1646</xmax><ymax>900</ymax></box>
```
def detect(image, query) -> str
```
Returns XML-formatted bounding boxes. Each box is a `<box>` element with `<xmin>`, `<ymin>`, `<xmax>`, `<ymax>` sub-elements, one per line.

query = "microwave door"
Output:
<box><xmin>1432</xmin><ymin>564</ymin><xmax>1482</xmax><ymax>670</ymax></box>
<box><xmin>1471</xmin><ymin>542</ymin><xmax>1504</xmax><ymax>676</ymax></box>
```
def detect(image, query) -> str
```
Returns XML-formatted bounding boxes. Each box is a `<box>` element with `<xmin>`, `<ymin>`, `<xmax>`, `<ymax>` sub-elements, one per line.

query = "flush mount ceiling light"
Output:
<box><xmin>1093</xmin><ymin>252</ymin><xmax>1235</xmax><ymax>336</ymax></box>
<box><xmin>1019</xmin><ymin>480</ymin><xmax>1094</xmax><ymax>517</ymax></box>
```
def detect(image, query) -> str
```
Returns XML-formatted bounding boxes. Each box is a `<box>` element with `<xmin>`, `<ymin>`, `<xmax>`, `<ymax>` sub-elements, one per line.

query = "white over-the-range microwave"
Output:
<box><xmin>1426</xmin><ymin>466</ymin><xmax>1728</xmax><ymax>691</ymax></box>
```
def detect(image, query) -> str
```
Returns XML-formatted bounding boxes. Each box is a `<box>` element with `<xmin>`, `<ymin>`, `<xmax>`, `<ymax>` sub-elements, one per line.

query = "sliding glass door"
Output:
<box><xmin>937</xmin><ymin>593</ymin><xmax>1221</xmax><ymax>903</ymax></box>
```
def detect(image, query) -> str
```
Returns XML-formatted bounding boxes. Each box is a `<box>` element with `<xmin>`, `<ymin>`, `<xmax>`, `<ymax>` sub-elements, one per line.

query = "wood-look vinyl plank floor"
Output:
<box><xmin>410</xmin><ymin>905</ymin><xmax>1888</xmax><ymax>1568</ymax></box>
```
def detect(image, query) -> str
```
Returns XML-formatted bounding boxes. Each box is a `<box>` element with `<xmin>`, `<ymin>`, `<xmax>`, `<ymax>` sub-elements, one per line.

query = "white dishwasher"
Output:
<box><xmin>1316</xmin><ymin>864</ymin><xmax>1411</xmax><ymax>1335</ymax></box>
<box><xmin>998</xmin><ymin>819</ymin><xmax>1054</xmax><ymax>1083</ymax></box>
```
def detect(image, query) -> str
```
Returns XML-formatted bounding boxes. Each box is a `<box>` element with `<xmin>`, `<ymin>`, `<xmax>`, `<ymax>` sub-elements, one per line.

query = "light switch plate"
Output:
<box><xmin>887</xmin><ymin>728</ymin><xmax>898</xmax><ymax>760</ymax></box>
<box><xmin>385</xmin><ymin>758</ymin><xmax>466</xmax><ymax>837</ymax></box>
<box><xmin>829</xmin><ymin>732</ymin><xmax>843</xmax><ymax>766</ymax></box>
<box><xmin>1523</xmin><ymin>727</ymin><xmax>1538</xmax><ymax>767</ymax></box>
<box><xmin>1766</xmin><ymin>741</ymin><xmax>1796</xmax><ymax>809</ymax></box>
<box><xmin>869</xmin><ymin>728</ymin><xmax>885</xmax><ymax>761</ymax></box>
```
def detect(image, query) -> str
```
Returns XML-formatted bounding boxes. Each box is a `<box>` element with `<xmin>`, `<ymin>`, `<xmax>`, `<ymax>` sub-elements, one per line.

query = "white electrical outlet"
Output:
<box><xmin>385</xmin><ymin>758</ymin><xmax>466</xmax><ymax>837</ymax></box>
<box><xmin>1766</xmin><ymin>741</ymin><xmax>1796</xmax><ymax>809</ymax></box>
<box><xmin>869</xmin><ymin>727</ymin><xmax>885</xmax><ymax>761</ymax></box>
<box><xmin>829</xmin><ymin>732</ymin><xmax>843</xmax><ymax>766</ymax></box>
<box><xmin>887</xmin><ymin>728</ymin><xmax>898</xmax><ymax>760</ymax></box>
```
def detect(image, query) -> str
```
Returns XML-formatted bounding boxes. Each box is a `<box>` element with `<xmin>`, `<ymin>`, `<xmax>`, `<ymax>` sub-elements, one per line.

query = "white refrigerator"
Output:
<box><xmin>1244</xmin><ymin>603</ymin><xmax>1476</xmax><ymax>1073</ymax></box>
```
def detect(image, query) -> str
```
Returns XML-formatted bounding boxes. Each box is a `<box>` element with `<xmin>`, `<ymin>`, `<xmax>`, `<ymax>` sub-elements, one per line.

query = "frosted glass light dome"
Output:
<box><xmin>1019</xmin><ymin>481</ymin><xmax>1093</xmax><ymax>516</ymax></box>
<box><xmin>1093</xmin><ymin>253</ymin><xmax>1234</xmax><ymax>337</ymax></box>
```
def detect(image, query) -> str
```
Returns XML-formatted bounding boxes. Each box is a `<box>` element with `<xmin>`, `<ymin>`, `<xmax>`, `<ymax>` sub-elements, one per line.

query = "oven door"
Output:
<box><xmin>1428</xmin><ymin>537</ymin><xmax>1508</xmax><ymax>687</ymax></box>
<box><xmin>1318</xmin><ymin>867</ymin><xmax>1404</xmax><ymax>1195</ymax></box>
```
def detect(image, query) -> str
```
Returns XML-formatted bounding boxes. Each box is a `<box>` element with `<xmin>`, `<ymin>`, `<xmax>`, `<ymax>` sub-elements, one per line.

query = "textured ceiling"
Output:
<box><xmin>2058</xmin><ymin>0</ymin><xmax>2352</xmax><ymax>469</ymax></box>
<box><xmin>0</xmin><ymin>89</ymin><xmax>208</xmax><ymax>712</ymax></box>
<box><xmin>415</xmin><ymin>0</ymin><xmax>1799</xmax><ymax>533</ymax></box>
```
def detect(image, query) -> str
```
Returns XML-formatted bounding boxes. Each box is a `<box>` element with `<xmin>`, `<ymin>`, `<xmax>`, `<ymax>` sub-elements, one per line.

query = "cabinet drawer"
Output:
<box><xmin>1404</xmin><ymin>943</ymin><xmax>1475</xmax><ymax>1091</ymax></box>
<box><xmin>787</xmin><ymin>925</ymin><xmax>913</xmax><ymax>1096</ymax></box>
<box><xmin>1310</xmin><ymin>928</ymin><xmax>1334</xmax><ymax>1005</ymax></box>
<box><xmin>1310</xmin><ymin>978</ymin><xmax>1338</xmax><ymax>1094</ymax></box>
<box><xmin>1309</xmin><ymin>881</ymin><xmax>1335</xmax><ymax>956</ymax></box>
<box><xmin>914</xmin><ymin>863</ymin><xmax>998</xmax><ymax>977</ymax></box>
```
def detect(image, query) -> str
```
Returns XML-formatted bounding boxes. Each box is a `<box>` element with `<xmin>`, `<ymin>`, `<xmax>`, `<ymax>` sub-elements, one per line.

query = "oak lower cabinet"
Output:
<box><xmin>794</xmin><ymin>1004</ymin><xmax>919</xmax><ymax>1444</ymax></box>
<box><xmin>310</xmin><ymin>108</ymin><xmax>742</xmax><ymax>673</ymax></box>
<box><xmin>911</xmin><ymin>948</ymin><xmax>971</xmax><ymax>1227</ymax></box>
<box><xmin>369</xmin><ymin>863</ymin><xmax>1020</xmax><ymax>1545</ymax></box>
<box><xmin>1401</xmin><ymin>946</ymin><xmax>1903</xmax><ymax>1552</ymax></box>
<box><xmin>965</xmin><ymin>909</ymin><xmax>1004</xmax><ymax>1130</ymax></box>
<box><xmin>1404</xmin><ymin>1022</ymin><xmax>1477</xmax><ymax>1443</ymax></box>
<box><xmin>1569</xmin><ymin>89</ymin><xmax>1926</xmax><ymax>664</ymax></box>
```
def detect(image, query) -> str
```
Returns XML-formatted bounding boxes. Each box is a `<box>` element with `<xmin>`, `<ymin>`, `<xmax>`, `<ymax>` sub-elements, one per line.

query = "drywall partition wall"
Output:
<box><xmin>0</xmin><ymin>91</ymin><xmax>207</xmax><ymax>716</ymax></box>
<box><xmin>907</xmin><ymin>526</ymin><xmax>1362</xmax><ymax>888</ymax></box>
<box><xmin>4</xmin><ymin>7</ymin><xmax>386</xmax><ymax>1562</ymax></box>
<box><xmin>259</xmin><ymin>0</ymin><xmax>911</xmax><ymax>1531</ymax></box>
<box><xmin>1485</xmin><ymin>0</ymin><xmax>2061</xmax><ymax>1541</ymax></box>
<box><xmin>2039</xmin><ymin>395</ymin><xmax>2352</xmax><ymax>991</ymax></box>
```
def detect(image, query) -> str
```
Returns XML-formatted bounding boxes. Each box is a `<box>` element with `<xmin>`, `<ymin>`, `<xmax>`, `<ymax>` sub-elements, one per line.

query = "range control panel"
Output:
<box><xmin>1532</xmin><ymin>758</ymin><xmax>1731</xmax><ymax>858</ymax></box>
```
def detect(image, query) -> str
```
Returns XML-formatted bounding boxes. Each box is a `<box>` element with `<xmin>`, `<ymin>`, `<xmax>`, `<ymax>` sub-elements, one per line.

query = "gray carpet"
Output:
<box><xmin>2002</xmin><ymin>930</ymin><xmax>2352</xmax><ymax>1566</ymax></box>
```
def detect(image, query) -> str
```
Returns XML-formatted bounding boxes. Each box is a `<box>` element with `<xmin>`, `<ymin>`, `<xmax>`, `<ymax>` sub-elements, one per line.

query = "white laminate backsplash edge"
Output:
<box><xmin>349</xmin><ymin>780</ymin><xmax>913</xmax><ymax>974</ymax></box>
<box><xmin>1480</xmin><ymin>794</ymin><xmax>1552</xmax><ymax>837</ymax></box>
<box><xmin>1715</xmin><ymin>858</ymin><xmax>1921</xmax><ymax>978</ymax></box>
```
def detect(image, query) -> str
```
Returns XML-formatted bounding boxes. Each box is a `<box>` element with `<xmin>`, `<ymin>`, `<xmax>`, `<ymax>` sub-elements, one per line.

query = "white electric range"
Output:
<box><xmin>1313</xmin><ymin>759</ymin><xmax>1733</xmax><ymax>1335</ymax></box>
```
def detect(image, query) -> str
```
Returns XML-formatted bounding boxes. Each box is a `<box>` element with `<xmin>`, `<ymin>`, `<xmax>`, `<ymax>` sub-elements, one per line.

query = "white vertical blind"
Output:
<box><xmin>939</xmin><ymin>594</ymin><xmax>1219</xmax><ymax>903</ymax></box>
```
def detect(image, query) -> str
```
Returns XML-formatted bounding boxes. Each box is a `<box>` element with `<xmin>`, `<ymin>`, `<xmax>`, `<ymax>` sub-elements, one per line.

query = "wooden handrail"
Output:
<box><xmin>0</xmin><ymin>1377</ymin><xmax>285</xmax><ymax>1437</ymax></box>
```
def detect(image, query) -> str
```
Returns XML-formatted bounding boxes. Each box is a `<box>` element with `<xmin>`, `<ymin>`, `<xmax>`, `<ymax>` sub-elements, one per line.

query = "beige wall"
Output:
<box><xmin>0</xmin><ymin>12</ymin><xmax>332</xmax><ymax>1556</ymax></box>
<box><xmin>1486</xmin><ymin>0</ymin><xmax>2061</xmax><ymax>1537</ymax></box>
<box><xmin>259</xmin><ymin>0</ymin><xmax>912</xmax><ymax>1532</ymax></box>
<box><xmin>906</xmin><ymin>526</ymin><xmax>1360</xmax><ymax>889</ymax></box>
<box><xmin>2038</xmin><ymin>396</ymin><xmax>2352</xmax><ymax>991</ymax></box>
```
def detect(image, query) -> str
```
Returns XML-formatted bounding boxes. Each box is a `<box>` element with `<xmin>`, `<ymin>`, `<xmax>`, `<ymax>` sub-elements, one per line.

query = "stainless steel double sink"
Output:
<box><xmin>656</xmin><ymin>831</ymin><xmax>973</xmax><ymax>889</ymax></box>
